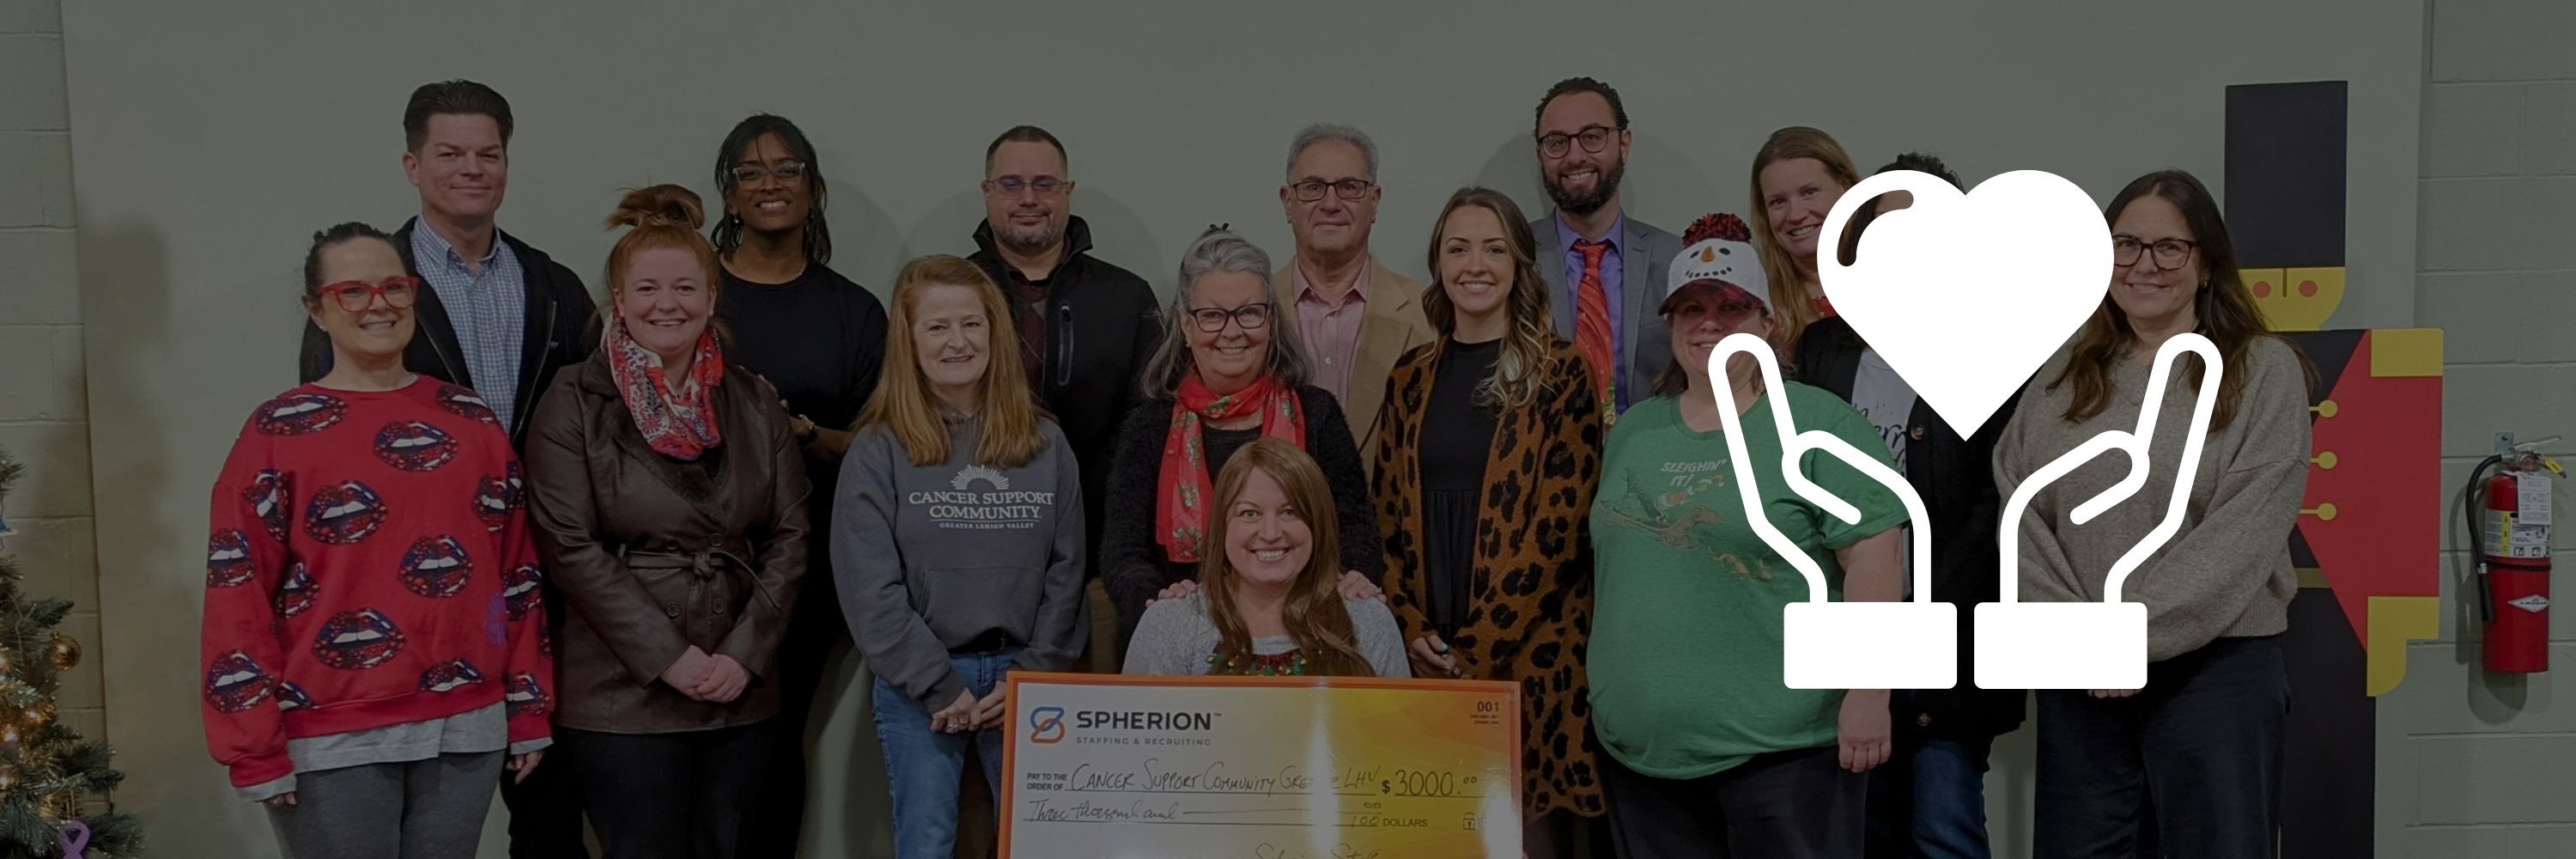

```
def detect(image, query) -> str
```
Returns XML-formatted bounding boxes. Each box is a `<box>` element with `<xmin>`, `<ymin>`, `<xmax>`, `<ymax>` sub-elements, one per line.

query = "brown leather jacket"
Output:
<box><xmin>523</xmin><ymin>351</ymin><xmax>811</xmax><ymax>734</ymax></box>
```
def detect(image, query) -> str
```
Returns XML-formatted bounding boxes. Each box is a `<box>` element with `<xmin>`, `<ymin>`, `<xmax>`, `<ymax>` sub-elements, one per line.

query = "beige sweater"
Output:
<box><xmin>1993</xmin><ymin>336</ymin><xmax>2310</xmax><ymax>662</ymax></box>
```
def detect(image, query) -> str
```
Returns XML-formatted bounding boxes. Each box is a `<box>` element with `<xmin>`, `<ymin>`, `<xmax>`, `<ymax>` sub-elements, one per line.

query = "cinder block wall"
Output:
<box><xmin>0</xmin><ymin>0</ymin><xmax>108</xmax><ymax>744</ymax></box>
<box><xmin>2389</xmin><ymin>1</ymin><xmax>2576</xmax><ymax>855</ymax></box>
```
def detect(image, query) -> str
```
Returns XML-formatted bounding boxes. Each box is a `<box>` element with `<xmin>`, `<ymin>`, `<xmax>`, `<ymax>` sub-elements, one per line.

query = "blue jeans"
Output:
<box><xmin>872</xmin><ymin>648</ymin><xmax>1014</xmax><ymax>859</ymax></box>
<box><xmin>1867</xmin><ymin>729</ymin><xmax>1996</xmax><ymax>859</ymax></box>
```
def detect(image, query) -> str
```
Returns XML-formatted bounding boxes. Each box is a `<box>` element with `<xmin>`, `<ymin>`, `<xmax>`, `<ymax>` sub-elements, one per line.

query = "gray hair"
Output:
<box><xmin>1141</xmin><ymin>228</ymin><xmax>1313</xmax><ymax>400</ymax></box>
<box><xmin>1284</xmin><ymin>123</ymin><xmax>1378</xmax><ymax>182</ymax></box>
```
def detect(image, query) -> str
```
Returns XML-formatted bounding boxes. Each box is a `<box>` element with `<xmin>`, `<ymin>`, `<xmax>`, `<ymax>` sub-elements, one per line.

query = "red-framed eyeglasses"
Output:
<box><xmin>319</xmin><ymin>276</ymin><xmax>422</xmax><ymax>313</ymax></box>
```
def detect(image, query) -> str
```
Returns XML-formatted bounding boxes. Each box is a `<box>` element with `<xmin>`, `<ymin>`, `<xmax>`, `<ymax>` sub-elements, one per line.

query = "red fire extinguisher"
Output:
<box><xmin>2469</xmin><ymin>438</ymin><xmax>2561</xmax><ymax>673</ymax></box>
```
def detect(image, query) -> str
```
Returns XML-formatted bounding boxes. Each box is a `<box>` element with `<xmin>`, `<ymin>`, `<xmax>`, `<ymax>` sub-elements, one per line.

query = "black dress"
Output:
<box><xmin>1419</xmin><ymin>338</ymin><xmax>1502</xmax><ymax>640</ymax></box>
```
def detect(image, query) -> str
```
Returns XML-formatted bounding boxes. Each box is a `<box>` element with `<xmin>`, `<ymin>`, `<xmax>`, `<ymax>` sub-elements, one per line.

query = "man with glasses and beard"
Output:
<box><xmin>1528</xmin><ymin>76</ymin><xmax>1681</xmax><ymax>424</ymax></box>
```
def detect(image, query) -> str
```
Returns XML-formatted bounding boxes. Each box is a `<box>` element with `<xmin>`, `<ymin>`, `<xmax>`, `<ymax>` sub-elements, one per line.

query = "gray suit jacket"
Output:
<box><xmin>1533</xmin><ymin>211</ymin><xmax>1682</xmax><ymax>414</ymax></box>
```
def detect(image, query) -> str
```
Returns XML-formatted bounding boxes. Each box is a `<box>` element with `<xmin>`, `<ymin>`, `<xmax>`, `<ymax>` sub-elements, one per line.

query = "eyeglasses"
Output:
<box><xmin>1669</xmin><ymin>298</ymin><xmax>1763</xmax><ymax>325</ymax></box>
<box><xmin>2111</xmin><ymin>235</ymin><xmax>2200</xmax><ymax>271</ymax></box>
<box><xmin>319</xmin><ymin>276</ymin><xmax>421</xmax><ymax>314</ymax></box>
<box><xmin>1186</xmin><ymin>302</ymin><xmax>1273</xmax><ymax>333</ymax></box>
<box><xmin>984</xmin><ymin>177</ymin><xmax>1069</xmax><ymax>197</ymax></box>
<box><xmin>1289</xmin><ymin>179</ymin><xmax>1375</xmax><ymax>202</ymax></box>
<box><xmin>1537</xmin><ymin>125</ymin><xmax>1618</xmax><ymax>159</ymax></box>
<box><xmin>729</xmin><ymin>161</ymin><xmax>807</xmax><ymax>186</ymax></box>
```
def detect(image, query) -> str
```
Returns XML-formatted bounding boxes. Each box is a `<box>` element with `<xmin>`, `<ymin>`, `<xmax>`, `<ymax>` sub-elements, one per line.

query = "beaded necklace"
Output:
<box><xmin>1206</xmin><ymin>648</ymin><xmax>1308</xmax><ymax>676</ymax></box>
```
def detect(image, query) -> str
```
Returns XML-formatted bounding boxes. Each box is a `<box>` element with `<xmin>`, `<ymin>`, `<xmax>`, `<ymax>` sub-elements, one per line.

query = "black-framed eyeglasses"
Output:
<box><xmin>984</xmin><ymin>176</ymin><xmax>1069</xmax><ymax>196</ymax></box>
<box><xmin>1290</xmin><ymin>179</ymin><xmax>1375</xmax><ymax>202</ymax></box>
<box><xmin>729</xmin><ymin>161</ymin><xmax>806</xmax><ymax>186</ymax></box>
<box><xmin>1186</xmin><ymin>302</ymin><xmax>1273</xmax><ymax>333</ymax></box>
<box><xmin>2111</xmin><ymin>235</ymin><xmax>2200</xmax><ymax>271</ymax></box>
<box><xmin>1537</xmin><ymin>125</ymin><xmax>1618</xmax><ymax>159</ymax></box>
<box><xmin>319</xmin><ymin>276</ymin><xmax>421</xmax><ymax>314</ymax></box>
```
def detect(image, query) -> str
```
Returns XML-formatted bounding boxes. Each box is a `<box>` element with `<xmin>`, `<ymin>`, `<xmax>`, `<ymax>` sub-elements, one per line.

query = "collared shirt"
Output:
<box><xmin>1557</xmin><ymin>212</ymin><xmax>1629</xmax><ymax>411</ymax></box>
<box><xmin>412</xmin><ymin>222</ymin><xmax>528</xmax><ymax>427</ymax></box>
<box><xmin>1292</xmin><ymin>261</ymin><xmax>1371</xmax><ymax>404</ymax></box>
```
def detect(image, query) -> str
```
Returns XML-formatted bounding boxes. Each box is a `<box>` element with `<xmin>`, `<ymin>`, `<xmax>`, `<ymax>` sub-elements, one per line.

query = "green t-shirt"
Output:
<box><xmin>1586</xmin><ymin>385</ymin><xmax>1910</xmax><ymax>779</ymax></box>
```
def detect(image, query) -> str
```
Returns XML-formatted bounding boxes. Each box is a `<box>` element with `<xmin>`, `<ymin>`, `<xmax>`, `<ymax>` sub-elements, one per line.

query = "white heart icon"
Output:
<box><xmin>1817</xmin><ymin>169</ymin><xmax>2109</xmax><ymax>436</ymax></box>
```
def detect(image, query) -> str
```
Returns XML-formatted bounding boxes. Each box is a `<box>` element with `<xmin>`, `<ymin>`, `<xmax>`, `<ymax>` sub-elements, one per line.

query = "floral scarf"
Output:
<box><xmin>1157</xmin><ymin>374</ymin><xmax>1304</xmax><ymax>563</ymax></box>
<box><xmin>605</xmin><ymin>307</ymin><xmax>726</xmax><ymax>460</ymax></box>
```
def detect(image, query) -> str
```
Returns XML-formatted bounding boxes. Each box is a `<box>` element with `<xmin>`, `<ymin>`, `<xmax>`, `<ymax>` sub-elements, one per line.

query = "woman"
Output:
<box><xmin>524</xmin><ymin>186</ymin><xmax>810</xmax><ymax>859</ymax></box>
<box><xmin>703</xmin><ymin>112</ymin><xmax>889</xmax><ymax>858</ymax></box>
<box><xmin>202</xmin><ymin>222</ymin><xmax>550</xmax><ymax>858</ymax></box>
<box><xmin>1795</xmin><ymin>153</ymin><xmax>2027</xmax><ymax>859</ymax></box>
<box><xmin>1100</xmin><ymin>228</ymin><xmax>1384</xmax><ymax>640</ymax></box>
<box><xmin>1748</xmin><ymin>126</ymin><xmax>1864</xmax><ymax>345</ymax></box>
<box><xmin>1125</xmin><ymin>438</ymin><xmax>1407</xmax><ymax>677</ymax></box>
<box><xmin>1587</xmin><ymin>213</ymin><xmax>1907</xmax><ymax>858</ymax></box>
<box><xmin>1371</xmin><ymin>186</ymin><xmax>1606</xmax><ymax>855</ymax></box>
<box><xmin>1995</xmin><ymin>169</ymin><xmax>2312</xmax><ymax>859</ymax></box>
<box><xmin>835</xmin><ymin>254</ymin><xmax>1090</xmax><ymax>858</ymax></box>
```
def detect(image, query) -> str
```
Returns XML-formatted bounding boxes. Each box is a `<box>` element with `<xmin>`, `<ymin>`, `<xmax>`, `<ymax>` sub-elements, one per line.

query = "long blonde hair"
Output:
<box><xmin>855</xmin><ymin>255</ymin><xmax>1047</xmax><ymax>468</ymax></box>
<box><xmin>1420</xmin><ymin>187</ymin><xmax>1562</xmax><ymax>408</ymax></box>
<box><xmin>1198</xmin><ymin>439</ymin><xmax>1370</xmax><ymax>676</ymax></box>
<box><xmin>1746</xmin><ymin>126</ymin><xmax>1862</xmax><ymax>346</ymax></box>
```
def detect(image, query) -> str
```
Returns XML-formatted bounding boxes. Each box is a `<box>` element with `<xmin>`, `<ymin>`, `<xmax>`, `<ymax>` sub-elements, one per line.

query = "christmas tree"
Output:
<box><xmin>0</xmin><ymin>449</ymin><xmax>140</xmax><ymax>857</ymax></box>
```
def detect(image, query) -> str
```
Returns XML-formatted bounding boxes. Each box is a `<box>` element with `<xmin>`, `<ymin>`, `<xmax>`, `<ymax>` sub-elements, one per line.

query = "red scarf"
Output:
<box><xmin>605</xmin><ymin>308</ymin><xmax>726</xmax><ymax>460</ymax></box>
<box><xmin>1157</xmin><ymin>375</ymin><xmax>1305</xmax><ymax>563</ymax></box>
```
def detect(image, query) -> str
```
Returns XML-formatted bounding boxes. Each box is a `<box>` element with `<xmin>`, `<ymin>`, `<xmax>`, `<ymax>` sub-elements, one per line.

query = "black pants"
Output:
<box><xmin>1602</xmin><ymin>746</ymin><xmax>1866</xmax><ymax>858</ymax></box>
<box><xmin>737</xmin><ymin>530</ymin><xmax>849</xmax><ymax>858</ymax></box>
<box><xmin>561</xmin><ymin>720</ymin><xmax>781</xmax><ymax>859</ymax></box>
<box><xmin>2035</xmin><ymin>634</ymin><xmax>2288</xmax><ymax>859</ymax></box>
<box><xmin>501</xmin><ymin>593</ymin><xmax>586</xmax><ymax>859</ymax></box>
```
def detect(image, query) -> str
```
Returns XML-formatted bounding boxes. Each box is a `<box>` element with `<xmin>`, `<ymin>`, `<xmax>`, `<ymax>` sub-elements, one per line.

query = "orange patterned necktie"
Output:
<box><xmin>1573</xmin><ymin>239</ymin><xmax>1616</xmax><ymax>421</ymax></box>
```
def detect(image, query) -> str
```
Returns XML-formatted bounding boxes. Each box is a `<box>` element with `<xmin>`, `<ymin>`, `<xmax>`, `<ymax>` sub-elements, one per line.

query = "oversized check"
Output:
<box><xmin>1000</xmin><ymin>673</ymin><xmax>1522</xmax><ymax>859</ymax></box>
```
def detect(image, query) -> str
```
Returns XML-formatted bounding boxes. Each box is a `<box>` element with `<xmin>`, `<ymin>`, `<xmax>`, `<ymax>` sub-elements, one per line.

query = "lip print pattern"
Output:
<box><xmin>437</xmin><ymin>386</ymin><xmax>500</xmax><ymax>425</ymax></box>
<box><xmin>398</xmin><ymin>535</ymin><xmax>474</xmax><ymax>599</ymax></box>
<box><xmin>473</xmin><ymin>474</ymin><xmax>512</xmax><ymax>533</ymax></box>
<box><xmin>504</xmin><ymin>461</ymin><xmax>526</xmax><ymax>509</ymax></box>
<box><xmin>304</xmin><ymin>481</ymin><xmax>389</xmax><ymax>545</ymax></box>
<box><xmin>208</xmin><ymin>529</ymin><xmax>255</xmax><ymax>588</ymax></box>
<box><xmin>418</xmin><ymin>659</ymin><xmax>487</xmax><ymax>693</ymax></box>
<box><xmin>538</xmin><ymin>622</ymin><xmax>553</xmax><ymax>661</ymax></box>
<box><xmin>312</xmin><ymin>608</ymin><xmax>405</xmax><ymax>669</ymax></box>
<box><xmin>501</xmin><ymin>564</ymin><xmax>544</xmax><ymax>621</ymax></box>
<box><xmin>204</xmin><ymin>650</ymin><xmax>276</xmax><ymax>713</ymax></box>
<box><xmin>374</xmin><ymin>421</ymin><xmax>460</xmax><ymax>472</ymax></box>
<box><xmin>254</xmin><ymin>393</ymin><xmax>348</xmax><ymax>436</ymax></box>
<box><xmin>245</xmin><ymin>470</ymin><xmax>292</xmax><ymax>543</ymax></box>
<box><xmin>273</xmin><ymin>560</ymin><xmax>317</xmax><ymax>618</ymax></box>
<box><xmin>275</xmin><ymin>680</ymin><xmax>313</xmax><ymax>711</ymax></box>
<box><xmin>505</xmin><ymin>673</ymin><xmax>554</xmax><ymax>717</ymax></box>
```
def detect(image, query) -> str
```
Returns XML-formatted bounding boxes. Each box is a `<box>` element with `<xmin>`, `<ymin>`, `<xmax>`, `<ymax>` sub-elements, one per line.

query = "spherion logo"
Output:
<box><xmin>1029</xmin><ymin>705</ymin><xmax>1066</xmax><ymax>744</ymax></box>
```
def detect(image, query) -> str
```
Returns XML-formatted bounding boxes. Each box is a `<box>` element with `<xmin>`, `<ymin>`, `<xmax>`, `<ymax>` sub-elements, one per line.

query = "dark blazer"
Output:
<box><xmin>1793</xmin><ymin>315</ymin><xmax>2026</xmax><ymax>740</ymax></box>
<box><xmin>301</xmin><ymin>217</ymin><xmax>596</xmax><ymax>448</ymax></box>
<box><xmin>521</xmin><ymin>351</ymin><xmax>811</xmax><ymax>734</ymax></box>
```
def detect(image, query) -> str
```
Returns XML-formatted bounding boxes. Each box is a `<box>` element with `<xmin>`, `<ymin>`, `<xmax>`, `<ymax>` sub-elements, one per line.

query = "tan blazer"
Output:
<box><xmin>1274</xmin><ymin>256</ymin><xmax>1437</xmax><ymax>474</ymax></box>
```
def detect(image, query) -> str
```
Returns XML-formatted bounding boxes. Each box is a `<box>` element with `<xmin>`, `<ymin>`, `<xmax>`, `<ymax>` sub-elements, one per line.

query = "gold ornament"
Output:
<box><xmin>21</xmin><ymin>699</ymin><xmax>51</xmax><ymax>727</ymax></box>
<box><xmin>0</xmin><ymin>725</ymin><xmax>19</xmax><ymax>751</ymax></box>
<box><xmin>47</xmin><ymin>635</ymin><xmax>76</xmax><ymax>672</ymax></box>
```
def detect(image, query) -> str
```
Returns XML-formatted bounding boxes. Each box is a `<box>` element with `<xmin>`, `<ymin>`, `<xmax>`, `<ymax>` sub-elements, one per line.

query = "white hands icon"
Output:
<box><xmin>1703</xmin><ymin>333</ymin><xmax>1955</xmax><ymax>691</ymax></box>
<box><xmin>1977</xmin><ymin>332</ymin><xmax>2226</xmax><ymax>691</ymax></box>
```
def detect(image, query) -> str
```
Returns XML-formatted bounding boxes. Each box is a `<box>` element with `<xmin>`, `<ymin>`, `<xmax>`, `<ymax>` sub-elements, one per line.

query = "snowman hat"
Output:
<box><xmin>1661</xmin><ymin>212</ymin><xmax>1771</xmax><ymax>314</ymax></box>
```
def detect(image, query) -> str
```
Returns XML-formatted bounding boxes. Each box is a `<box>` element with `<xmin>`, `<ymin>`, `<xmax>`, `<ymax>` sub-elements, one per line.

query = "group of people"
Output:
<box><xmin>200</xmin><ymin>74</ymin><xmax>2314</xmax><ymax>859</ymax></box>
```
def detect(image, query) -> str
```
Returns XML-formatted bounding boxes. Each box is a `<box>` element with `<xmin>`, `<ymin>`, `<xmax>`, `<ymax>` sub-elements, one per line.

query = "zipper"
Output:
<box><xmin>513</xmin><ymin>298</ymin><xmax>558</xmax><ymax>439</ymax></box>
<box><xmin>1054</xmin><ymin>301</ymin><xmax>1075</xmax><ymax>392</ymax></box>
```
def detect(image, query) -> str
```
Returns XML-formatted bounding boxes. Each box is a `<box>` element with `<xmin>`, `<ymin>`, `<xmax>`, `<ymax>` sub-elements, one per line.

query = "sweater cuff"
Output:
<box><xmin>508</xmin><ymin>737</ymin><xmax>554</xmax><ymax>756</ymax></box>
<box><xmin>238</xmin><ymin>773</ymin><xmax>296</xmax><ymax>803</ymax></box>
<box><xmin>229</xmin><ymin>752</ymin><xmax>295</xmax><ymax>791</ymax></box>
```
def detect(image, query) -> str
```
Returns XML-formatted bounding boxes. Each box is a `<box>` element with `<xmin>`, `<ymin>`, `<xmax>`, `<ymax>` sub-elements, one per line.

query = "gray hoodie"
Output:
<box><xmin>834</xmin><ymin>413</ymin><xmax>1089</xmax><ymax>707</ymax></box>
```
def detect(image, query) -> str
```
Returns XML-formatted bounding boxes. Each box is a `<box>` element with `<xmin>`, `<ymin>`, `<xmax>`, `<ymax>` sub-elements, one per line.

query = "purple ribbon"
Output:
<box><xmin>58</xmin><ymin>820</ymin><xmax>89</xmax><ymax>858</ymax></box>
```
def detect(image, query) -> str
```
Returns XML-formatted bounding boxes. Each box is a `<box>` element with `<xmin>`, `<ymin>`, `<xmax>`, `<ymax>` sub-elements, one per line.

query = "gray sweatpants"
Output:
<box><xmin>265</xmin><ymin>751</ymin><xmax>504</xmax><ymax>859</ymax></box>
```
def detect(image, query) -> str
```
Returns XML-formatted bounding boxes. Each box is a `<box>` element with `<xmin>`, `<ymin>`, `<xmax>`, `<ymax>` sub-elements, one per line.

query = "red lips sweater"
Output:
<box><xmin>201</xmin><ymin>378</ymin><xmax>555</xmax><ymax>789</ymax></box>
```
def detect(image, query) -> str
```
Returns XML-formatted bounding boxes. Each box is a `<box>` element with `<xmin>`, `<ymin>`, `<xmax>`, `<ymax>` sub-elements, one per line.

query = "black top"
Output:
<box><xmin>1099</xmin><ymin>385</ymin><xmax>1385</xmax><ymax>641</ymax></box>
<box><xmin>1421</xmin><ymin>338</ymin><xmax>1502</xmax><ymax>638</ymax></box>
<box><xmin>714</xmin><ymin>262</ymin><xmax>888</xmax><ymax>443</ymax></box>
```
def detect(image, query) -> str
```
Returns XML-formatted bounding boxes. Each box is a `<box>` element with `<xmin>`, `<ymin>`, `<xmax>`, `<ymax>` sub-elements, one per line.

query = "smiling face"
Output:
<box><xmin>1759</xmin><ymin>156</ymin><xmax>1850</xmax><ymax>263</ymax></box>
<box><xmin>617</xmin><ymin>246</ymin><xmax>714</xmax><ymax>362</ymax></box>
<box><xmin>1184</xmin><ymin>269</ymin><xmax>1273</xmax><ymax>391</ymax></box>
<box><xmin>403</xmin><ymin>113</ymin><xmax>507</xmax><ymax>225</ymax></box>
<box><xmin>984</xmin><ymin>140</ymin><xmax>1072</xmax><ymax>254</ymax></box>
<box><xmin>1664</xmin><ymin>284</ymin><xmax>1776</xmax><ymax>386</ymax></box>
<box><xmin>1536</xmin><ymin>92</ymin><xmax>1629</xmax><ymax>216</ymax></box>
<box><xmin>1223</xmin><ymin>467</ymin><xmax>1313</xmax><ymax>588</ymax></box>
<box><xmin>1283</xmin><ymin>138</ymin><xmax>1378</xmax><ymax>259</ymax></box>
<box><xmin>725</xmin><ymin>131</ymin><xmax>811</xmax><ymax>236</ymax></box>
<box><xmin>308</xmin><ymin>237</ymin><xmax>416</xmax><ymax>362</ymax></box>
<box><xmin>1437</xmin><ymin>204</ymin><xmax>1515</xmax><ymax>323</ymax></box>
<box><xmin>909</xmin><ymin>283</ymin><xmax>992</xmax><ymax>400</ymax></box>
<box><xmin>2107</xmin><ymin>194</ymin><xmax>2204</xmax><ymax>329</ymax></box>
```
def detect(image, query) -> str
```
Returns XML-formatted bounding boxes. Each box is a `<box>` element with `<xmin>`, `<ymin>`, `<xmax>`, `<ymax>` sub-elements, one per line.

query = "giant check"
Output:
<box><xmin>1000</xmin><ymin>673</ymin><xmax>1522</xmax><ymax>859</ymax></box>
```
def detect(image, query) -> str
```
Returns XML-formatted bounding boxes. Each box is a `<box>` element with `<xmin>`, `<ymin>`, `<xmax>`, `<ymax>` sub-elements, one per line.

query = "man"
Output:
<box><xmin>1273</xmin><ymin>124</ymin><xmax>1435</xmax><ymax>470</ymax></box>
<box><xmin>296</xmin><ymin>79</ymin><xmax>592</xmax><ymax>859</ymax></box>
<box><xmin>1528</xmin><ymin>76</ymin><xmax>1681</xmax><ymax>423</ymax></box>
